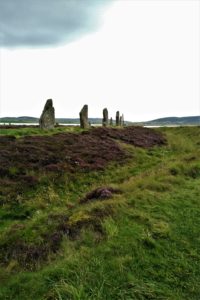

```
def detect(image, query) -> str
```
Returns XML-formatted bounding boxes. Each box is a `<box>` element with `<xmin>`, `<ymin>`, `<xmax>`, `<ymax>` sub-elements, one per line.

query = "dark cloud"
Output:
<box><xmin>0</xmin><ymin>0</ymin><xmax>112</xmax><ymax>47</ymax></box>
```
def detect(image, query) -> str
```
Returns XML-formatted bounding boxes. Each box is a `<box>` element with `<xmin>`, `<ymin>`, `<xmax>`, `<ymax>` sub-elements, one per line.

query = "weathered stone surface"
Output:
<box><xmin>116</xmin><ymin>111</ymin><xmax>120</xmax><ymax>126</ymax></box>
<box><xmin>102</xmin><ymin>108</ymin><xmax>109</xmax><ymax>127</ymax></box>
<box><xmin>121</xmin><ymin>114</ymin><xmax>125</xmax><ymax>127</ymax></box>
<box><xmin>39</xmin><ymin>99</ymin><xmax>55</xmax><ymax>129</ymax></box>
<box><xmin>79</xmin><ymin>105</ymin><xmax>89</xmax><ymax>129</ymax></box>
<box><xmin>110</xmin><ymin>117</ymin><xmax>113</xmax><ymax>126</ymax></box>
<box><xmin>119</xmin><ymin>114</ymin><xmax>124</xmax><ymax>127</ymax></box>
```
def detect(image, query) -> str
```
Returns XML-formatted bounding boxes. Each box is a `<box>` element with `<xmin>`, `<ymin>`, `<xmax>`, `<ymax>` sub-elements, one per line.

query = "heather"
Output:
<box><xmin>0</xmin><ymin>125</ymin><xmax>199</xmax><ymax>300</ymax></box>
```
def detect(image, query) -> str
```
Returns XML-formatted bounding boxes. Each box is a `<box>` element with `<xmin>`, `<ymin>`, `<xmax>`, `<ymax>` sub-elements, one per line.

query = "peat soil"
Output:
<box><xmin>0</xmin><ymin>126</ymin><xmax>166</xmax><ymax>203</ymax></box>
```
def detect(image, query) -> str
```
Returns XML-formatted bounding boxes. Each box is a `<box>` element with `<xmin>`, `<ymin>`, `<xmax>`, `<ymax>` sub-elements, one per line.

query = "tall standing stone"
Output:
<box><xmin>79</xmin><ymin>105</ymin><xmax>89</xmax><ymax>129</ymax></box>
<box><xmin>119</xmin><ymin>116</ymin><xmax>122</xmax><ymax>126</ymax></box>
<box><xmin>110</xmin><ymin>117</ymin><xmax>113</xmax><ymax>126</ymax></box>
<box><xmin>102</xmin><ymin>108</ymin><xmax>109</xmax><ymax>127</ymax></box>
<box><xmin>39</xmin><ymin>99</ymin><xmax>55</xmax><ymax>129</ymax></box>
<box><xmin>119</xmin><ymin>114</ymin><xmax>124</xmax><ymax>127</ymax></box>
<box><xmin>121</xmin><ymin>114</ymin><xmax>125</xmax><ymax>127</ymax></box>
<box><xmin>116</xmin><ymin>111</ymin><xmax>120</xmax><ymax>126</ymax></box>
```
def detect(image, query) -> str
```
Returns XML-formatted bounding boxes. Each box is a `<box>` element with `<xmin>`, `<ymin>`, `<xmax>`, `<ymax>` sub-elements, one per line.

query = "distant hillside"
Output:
<box><xmin>0</xmin><ymin>117</ymin><xmax>103</xmax><ymax>124</ymax></box>
<box><xmin>0</xmin><ymin>117</ymin><xmax>133</xmax><ymax>125</ymax></box>
<box><xmin>131</xmin><ymin>116</ymin><xmax>200</xmax><ymax>126</ymax></box>
<box><xmin>0</xmin><ymin>116</ymin><xmax>38</xmax><ymax>123</ymax></box>
<box><xmin>0</xmin><ymin>115</ymin><xmax>200</xmax><ymax>126</ymax></box>
<box><xmin>143</xmin><ymin>116</ymin><xmax>200</xmax><ymax>126</ymax></box>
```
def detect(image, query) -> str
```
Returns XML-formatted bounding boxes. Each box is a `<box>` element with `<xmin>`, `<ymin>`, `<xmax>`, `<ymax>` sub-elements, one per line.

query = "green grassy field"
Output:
<box><xmin>0</xmin><ymin>126</ymin><xmax>200</xmax><ymax>299</ymax></box>
<box><xmin>0</xmin><ymin>125</ymin><xmax>82</xmax><ymax>137</ymax></box>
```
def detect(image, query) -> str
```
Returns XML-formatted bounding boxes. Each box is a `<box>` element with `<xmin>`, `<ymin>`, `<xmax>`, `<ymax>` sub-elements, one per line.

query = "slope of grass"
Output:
<box><xmin>0</xmin><ymin>125</ymin><xmax>82</xmax><ymax>137</ymax></box>
<box><xmin>0</xmin><ymin>126</ymin><xmax>199</xmax><ymax>299</ymax></box>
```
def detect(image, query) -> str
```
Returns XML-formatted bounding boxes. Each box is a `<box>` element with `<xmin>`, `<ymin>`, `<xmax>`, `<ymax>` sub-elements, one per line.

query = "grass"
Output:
<box><xmin>0</xmin><ymin>126</ymin><xmax>200</xmax><ymax>299</ymax></box>
<box><xmin>0</xmin><ymin>125</ymin><xmax>82</xmax><ymax>137</ymax></box>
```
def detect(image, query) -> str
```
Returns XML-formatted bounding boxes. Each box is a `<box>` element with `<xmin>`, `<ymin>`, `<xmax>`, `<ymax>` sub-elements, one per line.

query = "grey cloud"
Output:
<box><xmin>0</xmin><ymin>0</ymin><xmax>112</xmax><ymax>47</ymax></box>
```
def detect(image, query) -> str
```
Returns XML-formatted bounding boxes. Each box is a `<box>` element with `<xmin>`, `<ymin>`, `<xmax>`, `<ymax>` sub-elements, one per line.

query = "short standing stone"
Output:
<box><xmin>39</xmin><ymin>99</ymin><xmax>55</xmax><ymax>129</ymax></box>
<box><xmin>79</xmin><ymin>105</ymin><xmax>89</xmax><ymax>129</ymax></box>
<box><xmin>110</xmin><ymin>117</ymin><xmax>113</xmax><ymax>126</ymax></box>
<box><xmin>116</xmin><ymin>111</ymin><xmax>120</xmax><ymax>126</ymax></box>
<box><xmin>102</xmin><ymin>108</ymin><xmax>109</xmax><ymax>127</ymax></box>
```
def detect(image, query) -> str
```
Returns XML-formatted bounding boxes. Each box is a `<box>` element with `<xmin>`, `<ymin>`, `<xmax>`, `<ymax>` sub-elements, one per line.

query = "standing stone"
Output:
<box><xmin>110</xmin><ymin>117</ymin><xmax>113</xmax><ymax>126</ymax></box>
<box><xmin>102</xmin><ymin>108</ymin><xmax>109</xmax><ymax>127</ymax></box>
<box><xmin>116</xmin><ymin>111</ymin><xmax>120</xmax><ymax>126</ymax></box>
<box><xmin>39</xmin><ymin>99</ymin><xmax>55</xmax><ymax>129</ymax></box>
<box><xmin>79</xmin><ymin>105</ymin><xmax>89</xmax><ymax>129</ymax></box>
<box><xmin>121</xmin><ymin>114</ymin><xmax>125</xmax><ymax>127</ymax></box>
<box><xmin>119</xmin><ymin>114</ymin><xmax>124</xmax><ymax>127</ymax></box>
<box><xmin>119</xmin><ymin>116</ymin><xmax>122</xmax><ymax>126</ymax></box>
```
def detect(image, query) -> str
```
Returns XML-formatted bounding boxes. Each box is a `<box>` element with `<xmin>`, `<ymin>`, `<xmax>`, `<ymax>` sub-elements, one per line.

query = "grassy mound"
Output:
<box><xmin>0</xmin><ymin>126</ymin><xmax>165</xmax><ymax>204</ymax></box>
<box><xmin>0</xmin><ymin>125</ymin><xmax>200</xmax><ymax>299</ymax></box>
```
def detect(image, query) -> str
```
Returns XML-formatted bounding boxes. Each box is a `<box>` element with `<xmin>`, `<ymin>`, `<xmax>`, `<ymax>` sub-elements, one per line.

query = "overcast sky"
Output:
<box><xmin>0</xmin><ymin>0</ymin><xmax>199</xmax><ymax>122</ymax></box>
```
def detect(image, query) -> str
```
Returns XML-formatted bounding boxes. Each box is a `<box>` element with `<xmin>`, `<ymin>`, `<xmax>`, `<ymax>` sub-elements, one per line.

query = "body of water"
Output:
<box><xmin>0</xmin><ymin>123</ymin><xmax>192</xmax><ymax>128</ymax></box>
<box><xmin>0</xmin><ymin>123</ymin><xmax>103</xmax><ymax>127</ymax></box>
<box><xmin>0</xmin><ymin>123</ymin><xmax>79</xmax><ymax>126</ymax></box>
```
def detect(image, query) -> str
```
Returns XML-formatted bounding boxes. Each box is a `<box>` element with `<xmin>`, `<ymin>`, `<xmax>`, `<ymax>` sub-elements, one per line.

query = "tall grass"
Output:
<box><xmin>0</xmin><ymin>126</ymin><xmax>200</xmax><ymax>299</ymax></box>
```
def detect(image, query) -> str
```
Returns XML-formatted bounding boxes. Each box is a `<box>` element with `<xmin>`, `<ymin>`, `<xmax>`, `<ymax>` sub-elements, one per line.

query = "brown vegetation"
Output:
<box><xmin>79</xmin><ymin>187</ymin><xmax>122</xmax><ymax>204</ymax></box>
<box><xmin>0</xmin><ymin>126</ymin><xmax>166</xmax><ymax>204</ymax></box>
